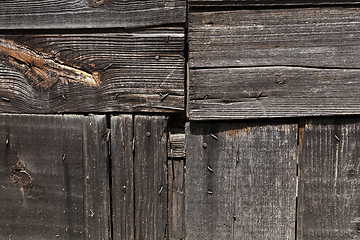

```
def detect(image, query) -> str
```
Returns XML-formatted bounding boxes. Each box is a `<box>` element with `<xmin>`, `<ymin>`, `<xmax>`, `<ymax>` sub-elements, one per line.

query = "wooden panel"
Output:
<box><xmin>298</xmin><ymin>118</ymin><xmax>360</xmax><ymax>239</ymax></box>
<box><xmin>0</xmin><ymin>29</ymin><xmax>184</xmax><ymax>113</ymax></box>
<box><xmin>168</xmin><ymin>159</ymin><xmax>185</xmax><ymax>240</ymax></box>
<box><xmin>111</xmin><ymin>115</ymin><xmax>134</xmax><ymax>240</ymax></box>
<box><xmin>168</xmin><ymin>133</ymin><xmax>185</xmax><ymax>158</ymax></box>
<box><xmin>0</xmin><ymin>0</ymin><xmax>185</xmax><ymax>29</ymax></box>
<box><xmin>190</xmin><ymin>0</ymin><xmax>360</xmax><ymax>7</ymax></box>
<box><xmin>185</xmin><ymin>121</ymin><xmax>298</xmax><ymax>239</ymax></box>
<box><xmin>189</xmin><ymin>8</ymin><xmax>360</xmax><ymax>69</ymax></box>
<box><xmin>0</xmin><ymin>114</ymin><xmax>109</xmax><ymax>239</ymax></box>
<box><xmin>134</xmin><ymin>115</ymin><xmax>168</xmax><ymax>240</ymax></box>
<box><xmin>190</xmin><ymin>67</ymin><xmax>360</xmax><ymax>120</ymax></box>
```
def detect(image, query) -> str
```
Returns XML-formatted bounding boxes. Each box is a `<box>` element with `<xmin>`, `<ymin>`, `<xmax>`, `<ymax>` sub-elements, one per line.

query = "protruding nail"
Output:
<box><xmin>207</xmin><ymin>166</ymin><xmax>213</xmax><ymax>172</ymax></box>
<box><xmin>155</xmin><ymin>55</ymin><xmax>160</xmax><ymax>60</ymax></box>
<box><xmin>103</xmin><ymin>63</ymin><xmax>112</xmax><ymax>71</ymax></box>
<box><xmin>113</xmin><ymin>93</ymin><xmax>118</xmax><ymax>100</ymax></box>
<box><xmin>159</xmin><ymin>186</ymin><xmax>163</xmax><ymax>195</ymax></box>
<box><xmin>160</xmin><ymin>92</ymin><xmax>169</xmax><ymax>101</ymax></box>
<box><xmin>146</xmin><ymin>132</ymin><xmax>151</xmax><ymax>137</ymax></box>
<box><xmin>204</xmin><ymin>95</ymin><xmax>208</xmax><ymax>100</ymax></box>
<box><xmin>1</xmin><ymin>97</ymin><xmax>9</xmax><ymax>102</ymax></box>
<box><xmin>256</xmin><ymin>92</ymin><xmax>262</xmax><ymax>99</ymax></box>
<box><xmin>210</xmin><ymin>134</ymin><xmax>218</xmax><ymax>140</ymax></box>
<box><xmin>5</xmin><ymin>138</ymin><xmax>9</xmax><ymax>146</ymax></box>
<box><xmin>207</xmin><ymin>190</ymin><xmax>213</xmax><ymax>195</ymax></box>
<box><xmin>62</xmin><ymin>95</ymin><xmax>66</xmax><ymax>100</ymax></box>
<box><xmin>62</xmin><ymin>153</ymin><xmax>66</xmax><ymax>161</ymax></box>
<box><xmin>334</xmin><ymin>135</ymin><xmax>340</xmax><ymax>141</ymax></box>
<box><xmin>203</xmin><ymin>142</ymin><xmax>207</xmax><ymax>148</ymax></box>
<box><xmin>233</xmin><ymin>215</ymin><xmax>236</xmax><ymax>221</ymax></box>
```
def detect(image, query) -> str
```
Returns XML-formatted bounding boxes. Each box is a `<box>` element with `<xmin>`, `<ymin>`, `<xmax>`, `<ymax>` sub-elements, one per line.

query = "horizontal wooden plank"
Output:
<box><xmin>190</xmin><ymin>0</ymin><xmax>360</xmax><ymax>7</ymax></box>
<box><xmin>0</xmin><ymin>29</ymin><xmax>184</xmax><ymax>113</ymax></box>
<box><xmin>0</xmin><ymin>0</ymin><xmax>185</xmax><ymax>29</ymax></box>
<box><xmin>189</xmin><ymin>8</ymin><xmax>360</xmax><ymax>69</ymax></box>
<box><xmin>190</xmin><ymin>67</ymin><xmax>360</xmax><ymax>120</ymax></box>
<box><xmin>168</xmin><ymin>133</ymin><xmax>185</xmax><ymax>158</ymax></box>
<box><xmin>0</xmin><ymin>114</ymin><xmax>109</xmax><ymax>239</ymax></box>
<box><xmin>298</xmin><ymin>118</ymin><xmax>360</xmax><ymax>239</ymax></box>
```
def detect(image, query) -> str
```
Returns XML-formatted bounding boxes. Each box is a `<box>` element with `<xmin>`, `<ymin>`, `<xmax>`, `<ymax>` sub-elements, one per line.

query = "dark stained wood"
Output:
<box><xmin>0</xmin><ymin>29</ymin><xmax>184</xmax><ymax>113</ymax></box>
<box><xmin>0</xmin><ymin>0</ymin><xmax>185</xmax><ymax>29</ymax></box>
<box><xmin>189</xmin><ymin>8</ymin><xmax>360</xmax><ymax>69</ymax></box>
<box><xmin>185</xmin><ymin>121</ymin><xmax>298</xmax><ymax>239</ymax></box>
<box><xmin>190</xmin><ymin>0</ymin><xmax>360</xmax><ymax>7</ymax></box>
<box><xmin>168</xmin><ymin>159</ymin><xmax>185</xmax><ymax>240</ymax></box>
<box><xmin>298</xmin><ymin>118</ymin><xmax>360</xmax><ymax>239</ymax></box>
<box><xmin>168</xmin><ymin>133</ymin><xmax>185</xmax><ymax>158</ymax></box>
<box><xmin>111</xmin><ymin>115</ymin><xmax>135</xmax><ymax>240</ymax></box>
<box><xmin>0</xmin><ymin>114</ymin><xmax>109</xmax><ymax>239</ymax></box>
<box><xmin>134</xmin><ymin>115</ymin><xmax>168</xmax><ymax>240</ymax></box>
<box><xmin>190</xmin><ymin>67</ymin><xmax>360</xmax><ymax>120</ymax></box>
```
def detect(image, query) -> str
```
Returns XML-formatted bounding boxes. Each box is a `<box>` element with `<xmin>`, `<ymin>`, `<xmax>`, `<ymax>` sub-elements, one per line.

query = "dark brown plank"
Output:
<box><xmin>0</xmin><ymin>0</ymin><xmax>185</xmax><ymax>29</ymax></box>
<box><xmin>298</xmin><ymin>118</ymin><xmax>360</xmax><ymax>239</ymax></box>
<box><xmin>134</xmin><ymin>115</ymin><xmax>168</xmax><ymax>240</ymax></box>
<box><xmin>189</xmin><ymin>8</ymin><xmax>360</xmax><ymax>69</ymax></box>
<box><xmin>168</xmin><ymin>133</ymin><xmax>185</xmax><ymax>158</ymax></box>
<box><xmin>111</xmin><ymin>115</ymin><xmax>135</xmax><ymax>240</ymax></box>
<box><xmin>168</xmin><ymin>159</ymin><xmax>185</xmax><ymax>240</ymax></box>
<box><xmin>185</xmin><ymin>121</ymin><xmax>298</xmax><ymax>239</ymax></box>
<box><xmin>0</xmin><ymin>114</ymin><xmax>109</xmax><ymax>239</ymax></box>
<box><xmin>0</xmin><ymin>29</ymin><xmax>184</xmax><ymax>113</ymax></box>
<box><xmin>190</xmin><ymin>67</ymin><xmax>360</xmax><ymax>120</ymax></box>
<box><xmin>190</xmin><ymin>0</ymin><xmax>360</xmax><ymax>7</ymax></box>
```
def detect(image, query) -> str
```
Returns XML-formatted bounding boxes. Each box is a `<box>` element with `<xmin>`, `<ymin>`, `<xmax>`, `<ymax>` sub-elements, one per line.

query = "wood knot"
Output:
<box><xmin>10</xmin><ymin>159</ymin><xmax>32</xmax><ymax>187</ymax></box>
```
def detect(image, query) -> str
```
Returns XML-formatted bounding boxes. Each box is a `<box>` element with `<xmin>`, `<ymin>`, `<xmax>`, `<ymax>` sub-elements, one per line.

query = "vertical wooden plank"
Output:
<box><xmin>0</xmin><ymin>114</ymin><xmax>109</xmax><ymax>239</ymax></box>
<box><xmin>111</xmin><ymin>115</ymin><xmax>135</xmax><ymax>240</ymax></box>
<box><xmin>186</xmin><ymin>121</ymin><xmax>298</xmax><ymax>239</ymax></box>
<box><xmin>134</xmin><ymin>115</ymin><xmax>168</xmax><ymax>240</ymax></box>
<box><xmin>298</xmin><ymin>118</ymin><xmax>360</xmax><ymax>239</ymax></box>
<box><xmin>168</xmin><ymin>159</ymin><xmax>185</xmax><ymax>240</ymax></box>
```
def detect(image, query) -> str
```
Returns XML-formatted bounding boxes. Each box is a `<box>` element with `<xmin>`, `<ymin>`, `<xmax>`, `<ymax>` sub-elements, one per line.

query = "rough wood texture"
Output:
<box><xmin>190</xmin><ymin>67</ymin><xmax>360</xmax><ymax>120</ymax></box>
<box><xmin>0</xmin><ymin>0</ymin><xmax>185</xmax><ymax>29</ymax></box>
<box><xmin>0</xmin><ymin>29</ymin><xmax>184</xmax><ymax>113</ymax></box>
<box><xmin>134</xmin><ymin>115</ymin><xmax>168</xmax><ymax>240</ymax></box>
<box><xmin>168</xmin><ymin>133</ymin><xmax>185</xmax><ymax>158</ymax></box>
<box><xmin>168</xmin><ymin>159</ymin><xmax>185</xmax><ymax>240</ymax></box>
<box><xmin>185</xmin><ymin>121</ymin><xmax>298</xmax><ymax>239</ymax></box>
<box><xmin>298</xmin><ymin>118</ymin><xmax>360</xmax><ymax>240</ymax></box>
<box><xmin>111</xmin><ymin>115</ymin><xmax>134</xmax><ymax>240</ymax></box>
<box><xmin>189</xmin><ymin>8</ymin><xmax>360</xmax><ymax>69</ymax></box>
<box><xmin>0</xmin><ymin>114</ymin><xmax>110</xmax><ymax>239</ymax></box>
<box><xmin>190</xmin><ymin>0</ymin><xmax>360</xmax><ymax>7</ymax></box>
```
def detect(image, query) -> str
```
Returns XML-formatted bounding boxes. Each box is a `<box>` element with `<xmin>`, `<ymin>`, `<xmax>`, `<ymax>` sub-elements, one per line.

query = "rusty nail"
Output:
<box><xmin>113</xmin><ymin>93</ymin><xmax>118</xmax><ymax>100</ymax></box>
<box><xmin>160</xmin><ymin>92</ymin><xmax>169</xmax><ymax>101</ymax></box>
<box><xmin>210</xmin><ymin>133</ymin><xmax>218</xmax><ymax>140</ymax></box>
<box><xmin>159</xmin><ymin>186</ymin><xmax>163</xmax><ymax>195</ymax></box>
<box><xmin>334</xmin><ymin>135</ymin><xmax>340</xmax><ymax>141</ymax></box>
<box><xmin>203</xmin><ymin>142</ymin><xmax>207</xmax><ymax>148</ymax></box>
<box><xmin>204</xmin><ymin>95</ymin><xmax>208</xmax><ymax>100</ymax></box>
<box><xmin>62</xmin><ymin>153</ymin><xmax>66</xmax><ymax>161</ymax></box>
<box><xmin>207</xmin><ymin>190</ymin><xmax>213</xmax><ymax>195</ymax></box>
<box><xmin>103</xmin><ymin>63</ymin><xmax>112</xmax><ymax>71</ymax></box>
<box><xmin>1</xmin><ymin>97</ymin><xmax>9</xmax><ymax>102</ymax></box>
<box><xmin>146</xmin><ymin>132</ymin><xmax>151</xmax><ymax>137</ymax></box>
<box><xmin>349</xmin><ymin>169</ymin><xmax>355</xmax><ymax>176</ymax></box>
<box><xmin>155</xmin><ymin>55</ymin><xmax>160</xmax><ymax>60</ymax></box>
<box><xmin>62</xmin><ymin>95</ymin><xmax>66</xmax><ymax>100</ymax></box>
<box><xmin>207</xmin><ymin>166</ymin><xmax>213</xmax><ymax>172</ymax></box>
<box><xmin>256</xmin><ymin>92</ymin><xmax>262</xmax><ymax>99</ymax></box>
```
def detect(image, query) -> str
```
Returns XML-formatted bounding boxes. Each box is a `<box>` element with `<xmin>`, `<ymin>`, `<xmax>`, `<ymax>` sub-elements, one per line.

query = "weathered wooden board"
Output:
<box><xmin>189</xmin><ymin>8</ymin><xmax>360</xmax><ymax>69</ymax></box>
<box><xmin>0</xmin><ymin>29</ymin><xmax>184</xmax><ymax>113</ymax></box>
<box><xmin>190</xmin><ymin>67</ymin><xmax>360</xmax><ymax>120</ymax></box>
<box><xmin>185</xmin><ymin>121</ymin><xmax>298</xmax><ymax>239</ymax></box>
<box><xmin>298</xmin><ymin>118</ymin><xmax>360</xmax><ymax>239</ymax></box>
<box><xmin>190</xmin><ymin>0</ymin><xmax>360</xmax><ymax>7</ymax></box>
<box><xmin>134</xmin><ymin>115</ymin><xmax>168</xmax><ymax>240</ymax></box>
<box><xmin>0</xmin><ymin>114</ymin><xmax>110</xmax><ymax>239</ymax></box>
<box><xmin>111</xmin><ymin>115</ymin><xmax>134</xmax><ymax>240</ymax></box>
<box><xmin>0</xmin><ymin>0</ymin><xmax>185</xmax><ymax>29</ymax></box>
<box><xmin>168</xmin><ymin>133</ymin><xmax>185</xmax><ymax>158</ymax></box>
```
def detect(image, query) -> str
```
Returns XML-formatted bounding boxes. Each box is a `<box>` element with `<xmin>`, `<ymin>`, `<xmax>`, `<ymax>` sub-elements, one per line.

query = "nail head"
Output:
<box><xmin>146</xmin><ymin>132</ymin><xmax>151</xmax><ymax>137</ymax></box>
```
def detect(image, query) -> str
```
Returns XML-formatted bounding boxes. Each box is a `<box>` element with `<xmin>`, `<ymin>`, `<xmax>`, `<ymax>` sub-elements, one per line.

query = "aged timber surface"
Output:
<box><xmin>0</xmin><ymin>0</ymin><xmax>185</xmax><ymax>29</ymax></box>
<box><xmin>298</xmin><ymin>118</ymin><xmax>360</xmax><ymax>240</ymax></box>
<box><xmin>185</xmin><ymin>121</ymin><xmax>298</xmax><ymax>239</ymax></box>
<box><xmin>0</xmin><ymin>29</ymin><xmax>184</xmax><ymax>113</ymax></box>
<box><xmin>0</xmin><ymin>114</ymin><xmax>110</xmax><ymax>239</ymax></box>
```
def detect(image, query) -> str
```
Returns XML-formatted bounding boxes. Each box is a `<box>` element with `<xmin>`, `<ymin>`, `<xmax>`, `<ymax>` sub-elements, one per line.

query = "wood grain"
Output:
<box><xmin>185</xmin><ymin>121</ymin><xmax>298</xmax><ymax>239</ymax></box>
<box><xmin>190</xmin><ymin>67</ymin><xmax>360</xmax><ymax>120</ymax></box>
<box><xmin>168</xmin><ymin>133</ymin><xmax>185</xmax><ymax>158</ymax></box>
<box><xmin>134</xmin><ymin>115</ymin><xmax>168</xmax><ymax>240</ymax></box>
<box><xmin>298</xmin><ymin>118</ymin><xmax>360</xmax><ymax>239</ymax></box>
<box><xmin>189</xmin><ymin>8</ymin><xmax>360</xmax><ymax>69</ymax></box>
<box><xmin>111</xmin><ymin>115</ymin><xmax>134</xmax><ymax>240</ymax></box>
<box><xmin>0</xmin><ymin>29</ymin><xmax>184</xmax><ymax>113</ymax></box>
<box><xmin>0</xmin><ymin>0</ymin><xmax>185</xmax><ymax>29</ymax></box>
<box><xmin>0</xmin><ymin>114</ymin><xmax>109</xmax><ymax>239</ymax></box>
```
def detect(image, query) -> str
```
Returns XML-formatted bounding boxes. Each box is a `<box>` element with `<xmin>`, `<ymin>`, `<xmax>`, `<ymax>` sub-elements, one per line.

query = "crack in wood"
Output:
<box><xmin>0</xmin><ymin>38</ymin><xmax>100</xmax><ymax>91</ymax></box>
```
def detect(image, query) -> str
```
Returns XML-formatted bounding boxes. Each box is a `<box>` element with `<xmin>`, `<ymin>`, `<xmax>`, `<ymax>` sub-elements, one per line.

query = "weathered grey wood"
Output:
<box><xmin>185</xmin><ymin>121</ymin><xmax>298</xmax><ymax>239</ymax></box>
<box><xmin>190</xmin><ymin>0</ymin><xmax>360</xmax><ymax>7</ymax></box>
<box><xmin>298</xmin><ymin>118</ymin><xmax>360</xmax><ymax>239</ymax></box>
<box><xmin>190</xmin><ymin>67</ymin><xmax>360</xmax><ymax>120</ymax></box>
<box><xmin>168</xmin><ymin>133</ymin><xmax>185</xmax><ymax>158</ymax></box>
<box><xmin>134</xmin><ymin>115</ymin><xmax>168</xmax><ymax>240</ymax></box>
<box><xmin>0</xmin><ymin>114</ymin><xmax>109</xmax><ymax>239</ymax></box>
<box><xmin>189</xmin><ymin>8</ymin><xmax>360</xmax><ymax>69</ymax></box>
<box><xmin>168</xmin><ymin>159</ymin><xmax>185</xmax><ymax>240</ymax></box>
<box><xmin>0</xmin><ymin>29</ymin><xmax>184</xmax><ymax>113</ymax></box>
<box><xmin>0</xmin><ymin>0</ymin><xmax>185</xmax><ymax>29</ymax></box>
<box><xmin>111</xmin><ymin>115</ymin><xmax>134</xmax><ymax>240</ymax></box>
